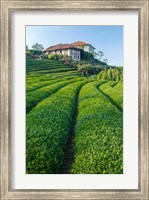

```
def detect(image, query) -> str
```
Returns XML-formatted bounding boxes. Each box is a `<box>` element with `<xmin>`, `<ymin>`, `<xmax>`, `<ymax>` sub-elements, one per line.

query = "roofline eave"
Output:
<box><xmin>43</xmin><ymin>47</ymin><xmax>82</xmax><ymax>53</ymax></box>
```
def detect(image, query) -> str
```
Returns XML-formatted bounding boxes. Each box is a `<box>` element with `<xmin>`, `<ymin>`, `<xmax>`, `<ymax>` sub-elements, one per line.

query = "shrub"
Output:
<box><xmin>26</xmin><ymin>81</ymin><xmax>85</xmax><ymax>174</ymax></box>
<box><xmin>26</xmin><ymin>77</ymin><xmax>67</xmax><ymax>93</ymax></box>
<box><xmin>26</xmin><ymin>79</ymin><xmax>77</xmax><ymax>113</ymax></box>
<box><xmin>77</xmin><ymin>63</ymin><xmax>92</xmax><ymax>76</ymax></box>
<box><xmin>48</xmin><ymin>54</ymin><xmax>55</xmax><ymax>60</ymax></box>
<box><xmin>99</xmin><ymin>81</ymin><xmax>123</xmax><ymax>110</ymax></box>
<box><xmin>42</xmin><ymin>53</ymin><xmax>48</xmax><ymax>59</ymax></box>
<box><xmin>71</xmin><ymin>81</ymin><xmax>123</xmax><ymax>174</ymax></box>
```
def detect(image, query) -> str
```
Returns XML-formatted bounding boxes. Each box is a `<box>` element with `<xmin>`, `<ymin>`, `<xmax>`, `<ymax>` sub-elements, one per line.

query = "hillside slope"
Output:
<box><xmin>26</xmin><ymin>57</ymin><xmax>123</xmax><ymax>174</ymax></box>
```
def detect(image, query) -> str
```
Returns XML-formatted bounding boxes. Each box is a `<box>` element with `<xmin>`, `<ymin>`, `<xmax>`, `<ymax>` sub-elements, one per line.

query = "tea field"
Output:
<box><xmin>26</xmin><ymin>58</ymin><xmax>123</xmax><ymax>174</ymax></box>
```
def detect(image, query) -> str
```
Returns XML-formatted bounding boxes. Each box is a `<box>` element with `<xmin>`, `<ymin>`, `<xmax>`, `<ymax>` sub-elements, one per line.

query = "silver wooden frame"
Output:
<box><xmin>0</xmin><ymin>0</ymin><xmax>148</xmax><ymax>199</ymax></box>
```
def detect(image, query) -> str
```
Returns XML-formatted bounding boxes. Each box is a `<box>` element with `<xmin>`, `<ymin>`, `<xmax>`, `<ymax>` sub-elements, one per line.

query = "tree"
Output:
<box><xmin>98</xmin><ymin>67</ymin><xmax>123</xmax><ymax>82</ymax></box>
<box><xmin>64</xmin><ymin>55</ymin><xmax>72</xmax><ymax>66</ymax></box>
<box><xmin>97</xmin><ymin>69</ymin><xmax>108</xmax><ymax>80</ymax></box>
<box><xmin>77</xmin><ymin>63</ymin><xmax>91</xmax><ymax>76</ymax></box>
<box><xmin>26</xmin><ymin>45</ymin><xmax>29</xmax><ymax>50</ymax></box>
<box><xmin>93</xmin><ymin>51</ymin><xmax>99</xmax><ymax>58</ymax></box>
<box><xmin>96</xmin><ymin>65</ymin><xmax>102</xmax><ymax>73</ymax></box>
<box><xmin>107</xmin><ymin>67</ymin><xmax>113</xmax><ymax>80</ymax></box>
<box><xmin>98</xmin><ymin>51</ymin><xmax>104</xmax><ymax>60</ymax></box>
<box><xmin>103</xmin><ymin>58</ymin><xmax>108</xmax><ymax>64</ymax></box>
<box><xmin>90</xmin><ymin>65</ymin><xmax>96</xmax><ymax>75</ymax></box>
<box><xmin>102</xmin><ymin>69</ymin><xmax>108</xmax><ymax>80</ymax></box>
<box><xmin>32</xmin><ymin>43</ymin><xmax>44</xmax><ymax>51</ymax></box>
<box><xmin>97</xmin><ymin>72</ymin><xmax>102</xmax><ymax>80</ymax></box>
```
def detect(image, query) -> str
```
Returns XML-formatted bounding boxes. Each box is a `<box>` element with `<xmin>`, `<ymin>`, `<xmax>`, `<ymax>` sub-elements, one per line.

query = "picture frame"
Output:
<box><xmin>0</xmin><ymin>0</ymin><xmax>148</xmax><ymax>199</ymax></box>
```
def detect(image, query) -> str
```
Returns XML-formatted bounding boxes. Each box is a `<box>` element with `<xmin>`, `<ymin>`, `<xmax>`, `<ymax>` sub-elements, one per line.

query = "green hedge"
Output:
<box><xmin>26</xmin><ymin>79</ymin><xmax>77</xmax><ymax>113</ymax></box>
<box><xmin>26</xmin><ymin>81</ymin><xmax>85</xmax><ymax>174</ymax></box>
<box><xmin>99</xmin><ymin>81</ymin><xmax>123</xmax><ymax>110</ymax></box>
<box><xmin>26</xmin><ymin>76</ymin><xmax>75</xmax><ymax>93</ymax></box>
<box><xmin>26</xmin><ymin>59</ymin><xmax>69</xmax><ymax>71</ymax></box>
<box><xmin>27</xmin><ymin>65</ymin><xmax>75</xmax><ymax>73</ymax></box>
<box><xmin>114</xmin><ymin>81</ymin><xmax>123</xmax><ymax>91</ymax></box>
<box><xmin>36</xmin><ymin>68</ymin><xmax>76</xmax><ymax>74</ymax></box>
<box><xmin>26</xmin><ymin>75</ymin><xmax>57</xmax><ymax>84</ymax></box>
<box><xmin>27</xmin><ymin>78</ymin><xmax>59</xmax><ymax>93</ymax></box>
<box><xmin>71</xmin><ymin>81</ymin><xmax>123</xmax><ymax>174</ymax></box>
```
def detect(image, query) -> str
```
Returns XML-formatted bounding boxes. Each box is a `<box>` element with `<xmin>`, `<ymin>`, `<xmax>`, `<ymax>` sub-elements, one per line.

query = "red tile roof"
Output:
<box><xmin>71</xmin><ymin>41</ymin><xmax>95</xmax><ymax>49</ymax></box>
<box><xmin>44</xmin><ymin>43</ymin><xmax>80</xmax><ymax>52</ymax></box>
<box><xmin>44</xmin><ymin>41</ymin><xmax>95</xmax><ymax>52</ymax></box>
<box><xmin>71</xmin><ymin>41</ymin><xmax>88</xmax><ymax>46</ymax></box>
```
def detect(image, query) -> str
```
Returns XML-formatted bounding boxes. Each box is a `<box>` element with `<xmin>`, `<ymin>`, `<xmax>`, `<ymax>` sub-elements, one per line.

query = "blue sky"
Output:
<box><xmin>26</xmin><ymin>26</ymin><xmax>123</xmax><ymax>66</ymax></box>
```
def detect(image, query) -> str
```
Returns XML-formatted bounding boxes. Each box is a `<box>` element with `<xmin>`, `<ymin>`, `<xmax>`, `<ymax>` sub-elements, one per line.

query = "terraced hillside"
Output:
<box><xmin>26</xmin><ymin>58</ymin><xmax>123</xmax><ymax>174</ymax></box>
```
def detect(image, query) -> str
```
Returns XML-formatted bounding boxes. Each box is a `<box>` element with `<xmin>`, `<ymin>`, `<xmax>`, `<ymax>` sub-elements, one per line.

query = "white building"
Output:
<box><xmin>44</xmin><ymin>41</ymin><xmax>95</xmax><ymax>61</ymax></box>
<box><xmin>44</xmin><ymin>43</ymin><xmax>81</xmax><ymax>61</ymax></box>
<box><xmin>71</xmin><ymin>41</ymin><xmax>95</xmax><ymax>54</ymax></box>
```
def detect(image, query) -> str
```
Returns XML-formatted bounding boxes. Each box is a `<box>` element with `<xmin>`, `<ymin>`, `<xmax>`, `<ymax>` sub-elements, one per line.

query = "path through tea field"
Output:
<box><xmin>26</xmin><ymin>59</ymin><xmax>123</xmax><ymax>174</ymax></box>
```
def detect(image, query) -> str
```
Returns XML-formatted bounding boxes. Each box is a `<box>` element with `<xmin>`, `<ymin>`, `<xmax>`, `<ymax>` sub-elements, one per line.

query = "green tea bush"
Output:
<box><xmin>99</xmin><ymin>81</ymin><xmax>123</xmax><ymax>110</ymax></box>
<box><xmin>26</xmin><ymin>79</ymin><xmax>76</xmax><ymax>113</ymax></box>
<box><xmin>114</xmin><ymin>81</ymin><xmax>123</xmax><ymax>91</ymax></box>
<box><xmin>26</xmin><ymin>75</ymin><xmax>57</xmax><ymax>84</ymax></box>
<box><xmin>42</xmin><ymin>71</ymin><xmax>82</xmax><ymax>77</ymax></box>
<box><xmin>71</xmin><ymin>81</ymin><xmax>123</xmax><ymax>174</ymax></box>
<box><xmin>26</xmin><ymin>78</ymin><xmax>62</xmax><ymax>93</ymax></box>
<box><xmin>26</xmin><ymin>75</ymin><xmax>78</xmax><ymax>93</ymax></box>
<box><xmin>26</xmin><ymin>59</ymin><xmax>69</xmax><ymax>73</ymax></box>
<box><xmin>26</xmin><ymin>81</ymin><xmax>85</xmax><ymax>174</ymax></box>
<box><xmin>36</xmin><ymin>68</ymin><xmax>76</xmax><ymax>74</ymax></box>
<box><xmin>104</xmin><ymin>81</ymin><xmax>117</xmax><ymax>87</ymax></box>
